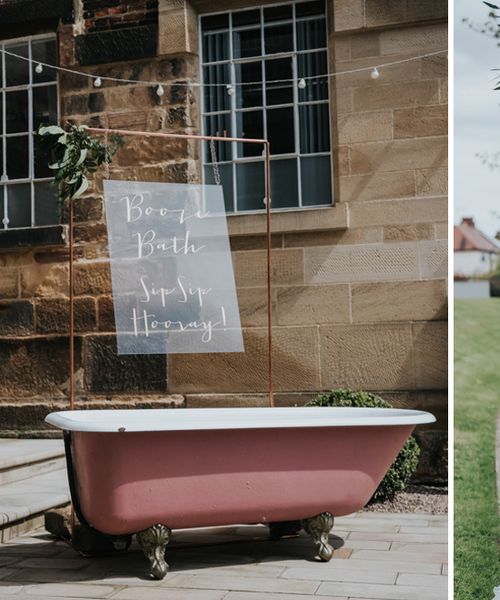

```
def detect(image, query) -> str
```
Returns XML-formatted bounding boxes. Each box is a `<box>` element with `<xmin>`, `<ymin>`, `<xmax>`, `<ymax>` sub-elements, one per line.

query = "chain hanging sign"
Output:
<box><xmin>103</xmin><ymin>180</ymin><xmax>244</xmax><ymax>355</ymax></box>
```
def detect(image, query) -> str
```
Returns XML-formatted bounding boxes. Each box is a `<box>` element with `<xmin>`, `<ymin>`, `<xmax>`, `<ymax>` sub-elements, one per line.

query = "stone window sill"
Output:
<box><xmin>0</xmin><ymin>225</ymin><xmax>68</xmax><ymax>251</ymax></box>
<box><xmin>227</xmin><ymin>204</ymin><xmax>348</xmax><ymax>237</ymax></box>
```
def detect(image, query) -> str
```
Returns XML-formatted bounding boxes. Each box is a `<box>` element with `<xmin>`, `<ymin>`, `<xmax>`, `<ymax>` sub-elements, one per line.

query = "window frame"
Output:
<box><xmin>199</xmin><ymin>0</ymin><xmax>334</xmax><ymax>214</ymax></box>
<box><xmin>0</xmin><ymin>32</ymin><xmax>60</xmax><ymax>230</ymax></box>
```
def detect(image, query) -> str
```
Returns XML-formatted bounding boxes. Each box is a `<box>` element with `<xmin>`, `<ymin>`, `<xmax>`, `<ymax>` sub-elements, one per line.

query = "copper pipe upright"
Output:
<box><xmin>68</xmin><ymin>197</ymin><xmax>75</xmax><ymax>410</ymax></box>
<box><xmin>264</xmin><ymin>141</ymin><xmax>273</xmax><ymax>407</ymax></box>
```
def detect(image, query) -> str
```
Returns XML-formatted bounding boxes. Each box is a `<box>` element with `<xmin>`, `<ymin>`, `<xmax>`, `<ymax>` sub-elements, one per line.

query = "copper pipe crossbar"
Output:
<box><xmin>68</xmin><ymin>127</ymin><xmax>274</xmax><ymax>407</ymax></box>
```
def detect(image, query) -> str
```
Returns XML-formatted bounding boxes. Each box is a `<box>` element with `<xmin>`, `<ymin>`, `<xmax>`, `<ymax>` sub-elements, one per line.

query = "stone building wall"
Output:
<box><xmin>0</xmin><ymin>0</ymin><xmax>447</xmax><ymax>480</ymax></box>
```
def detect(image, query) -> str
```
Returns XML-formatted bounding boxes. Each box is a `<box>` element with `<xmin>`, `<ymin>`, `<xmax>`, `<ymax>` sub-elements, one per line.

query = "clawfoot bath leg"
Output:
<box><xmin>136</xmin><ymin>524</ymin><xmax>172</xmax><ymax>579</ymax></box>
<box><xmin>301</xmin><ymin>512</ymin><xmax>334</xmax><ymax>561</ymax></box>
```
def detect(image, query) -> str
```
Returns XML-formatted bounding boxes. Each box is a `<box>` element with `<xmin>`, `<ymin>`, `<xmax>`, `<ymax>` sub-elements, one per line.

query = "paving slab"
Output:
<box><xmin>22</xmin><ymin>583</ymin><xmax>118</xmax><ymax>598</ymax></box>
<box><xmin>0</xmin><ymin>511</ymin><xmax>448</xmax><ymax>600</ymax></box>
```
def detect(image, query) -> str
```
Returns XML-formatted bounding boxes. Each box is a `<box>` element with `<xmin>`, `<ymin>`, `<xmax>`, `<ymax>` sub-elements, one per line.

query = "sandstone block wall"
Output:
<box><xmin>0</xmin><ymin>0</ymin><xmax>447</xmax><ymax>480</ymax></box>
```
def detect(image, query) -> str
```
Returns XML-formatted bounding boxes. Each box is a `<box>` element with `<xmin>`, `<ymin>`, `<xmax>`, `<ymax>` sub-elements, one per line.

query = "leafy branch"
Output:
<box><xmin>475</xmin><ymin>151</ymin><xmax>500</xmax><ymax>170</ymax></box>
<box><xmin>36</xmin><ymin>123</ymin><xmax>123</xmax><ymax>202</ymax></box>
<box><xmin>462</xmin><ymin>2</ymin><xmax>500</xmax><ymax>44</ymax></box>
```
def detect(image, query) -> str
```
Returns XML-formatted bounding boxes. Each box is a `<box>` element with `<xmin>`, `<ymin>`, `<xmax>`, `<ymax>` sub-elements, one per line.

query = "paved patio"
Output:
<box><xmin>0</xmin><ymin>511</ymin><xmax>447</xmax><ymax>600</ymax></box>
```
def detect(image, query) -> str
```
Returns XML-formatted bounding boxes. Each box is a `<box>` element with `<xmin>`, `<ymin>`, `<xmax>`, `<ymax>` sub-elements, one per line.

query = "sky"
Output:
<box><xmin>455</xmin><ymin>0</ymin><xmax>500</xmax><ymax>237</ymax></box>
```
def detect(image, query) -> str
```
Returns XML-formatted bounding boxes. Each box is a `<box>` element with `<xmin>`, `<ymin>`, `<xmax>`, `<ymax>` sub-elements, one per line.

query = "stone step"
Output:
<box><xmin>0</xmin><ymin>467</ymin><xmax>70</xmax><ymax>542</ymax></box>
<box><xmin>0</xmin><ymin>439</ymin><xmax>65</xmax><ymax>485</ymax></box>
<box><xmin>0</xmin><ymin>440</ymin><xmax>70</xmax><ymax>542</ymax></box>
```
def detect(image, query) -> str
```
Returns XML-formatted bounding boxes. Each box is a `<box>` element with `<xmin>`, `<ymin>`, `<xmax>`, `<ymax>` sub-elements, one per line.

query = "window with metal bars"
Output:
<box><xmin>200</xmin><ymin>0</ymin><xmax>333</xmax><ymax>213</ymax></box>
<box><xmin>0</xmin><ymin>35</ymin><xmax>59</xmax><ymax>229</ymax></box>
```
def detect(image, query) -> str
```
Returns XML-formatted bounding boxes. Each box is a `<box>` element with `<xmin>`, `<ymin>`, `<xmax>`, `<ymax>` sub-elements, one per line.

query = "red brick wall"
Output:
<box><xmin>82</xmin><ymin>0</ymin><xmax>158</xmax><ymax>32</ymax></box>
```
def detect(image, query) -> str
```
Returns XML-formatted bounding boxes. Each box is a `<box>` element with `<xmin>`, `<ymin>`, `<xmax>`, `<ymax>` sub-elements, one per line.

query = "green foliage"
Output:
<box><xmin>306</xmin><ymin>389</ymin><xmax>420</xmax><ymax>503</ymax></box>
<box><xmin>454</xmin><ymin>300</ymin><xmax>500</xmax><ymax>600</ymax></box>
<box><xmin>36</xmin><ymin>123</ymin><xmax>123</xmax><ymax>202</ymax></box>
<box><xmin>308</xmin><ymin>388</ymin><xmax>389</xmax><ymax>409</ymax></box>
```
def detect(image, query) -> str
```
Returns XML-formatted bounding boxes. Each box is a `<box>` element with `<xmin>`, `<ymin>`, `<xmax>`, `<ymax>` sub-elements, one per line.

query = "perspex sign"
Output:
<box><xmin>103</xmin><ymin>180</ymin><xmax>244</xmax><ymax>355</ymax></box>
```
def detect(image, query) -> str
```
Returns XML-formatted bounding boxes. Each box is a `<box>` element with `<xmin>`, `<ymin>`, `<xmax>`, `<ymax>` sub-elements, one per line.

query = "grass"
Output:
<box><xmin>455</xmin><ymin>300</ymin><xmax>500</xmax><ymax>599</ymax></box>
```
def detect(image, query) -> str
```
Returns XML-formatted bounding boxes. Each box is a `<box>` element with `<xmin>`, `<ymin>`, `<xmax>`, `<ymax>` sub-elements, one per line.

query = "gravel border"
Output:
<box><xmin>363</xmin><ymin>485</ymin><xmax>448</xmax><ymax>514</ymax></box>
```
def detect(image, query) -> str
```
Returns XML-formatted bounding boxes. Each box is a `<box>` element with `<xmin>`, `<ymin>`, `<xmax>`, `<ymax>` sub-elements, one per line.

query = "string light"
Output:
<box><xmin>298</xmin><ymin>78</ymin><xmax>307</xmax><ymax>89</ymax></box>
<box><xmin>156</xmin><ymin>84</ymin><xmax>165</xmax><ymax>97</ymax></box>
<box><xmin>0</xmin><ymin>47</ymin><xmax>446</xmax><ymax>90</ymax></box>
<box><xmin>35</xmin><ymin>63</ymin><xmax>43</xmax><ymax>74</ymax></box>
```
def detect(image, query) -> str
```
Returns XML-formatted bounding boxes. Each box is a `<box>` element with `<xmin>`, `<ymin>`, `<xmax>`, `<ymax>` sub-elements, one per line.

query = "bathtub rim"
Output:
<box><xmin>46</xmin><ymin>406</ymin><xmax>435</xmax><ymax>433</ymax></box>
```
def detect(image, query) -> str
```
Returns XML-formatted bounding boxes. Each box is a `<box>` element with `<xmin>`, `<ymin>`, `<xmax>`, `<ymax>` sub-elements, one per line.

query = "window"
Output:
<box><xmin>200</xmin><ymin>0</ymin><xmax>332</xmax><ymax>213</ymax></box>
<box><xmin>0</xmin><ymin>35</ymin><xmax>59</xmax><ymax>229</ymax></box>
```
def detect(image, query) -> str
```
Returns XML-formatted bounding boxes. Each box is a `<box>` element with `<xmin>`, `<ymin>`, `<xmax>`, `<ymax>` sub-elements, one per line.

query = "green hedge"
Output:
<box><xmin>306</xmin><ymin>389</ymin><xmax>420</xmax><ymax>503</ymax></box>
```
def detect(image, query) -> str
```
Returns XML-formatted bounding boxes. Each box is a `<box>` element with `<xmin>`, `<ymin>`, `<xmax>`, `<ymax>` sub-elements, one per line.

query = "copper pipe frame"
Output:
<box><xmin>67</xmin><ymin>127</ymin><xmax>274</xmax><ymax>407</ymax></box>
<box><xmin>68</xmin><ymin>199</ymin><xmax>75</xmax><ymax>410</ymax></box>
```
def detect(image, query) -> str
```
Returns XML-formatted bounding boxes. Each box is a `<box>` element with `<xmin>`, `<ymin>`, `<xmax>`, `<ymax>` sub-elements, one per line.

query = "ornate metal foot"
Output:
<box><xmin>268</xmin><ymin>520</ymin><xmax>302</xmax><ymax>541</ymax></box>
<box><xmin>136</xmin><ymin>524</ymin><xmax>171</xmax><ymax>579</ymax></box>
<box><xmin>301</xmin><ymin>512</ymin><xmax>334</xmax><ymax>561</ymax></box>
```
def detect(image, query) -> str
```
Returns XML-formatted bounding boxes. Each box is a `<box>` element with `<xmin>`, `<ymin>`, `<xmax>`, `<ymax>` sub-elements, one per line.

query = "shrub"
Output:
<box><xmin>306</xmin><ymin>389</ymin><xmax>420</xmax><ymax>503</ymax></box>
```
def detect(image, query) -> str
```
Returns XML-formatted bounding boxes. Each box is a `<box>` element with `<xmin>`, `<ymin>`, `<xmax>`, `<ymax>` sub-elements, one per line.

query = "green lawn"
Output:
<box><xmin>455</xmin><ymin>300</ymin><xmax>500</xmax><ymax>599</ymax></box>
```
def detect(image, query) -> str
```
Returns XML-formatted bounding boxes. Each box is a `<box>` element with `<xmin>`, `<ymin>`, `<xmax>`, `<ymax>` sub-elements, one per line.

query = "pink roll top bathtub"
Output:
<box><xmin>46</xmin><ymin>406</ymin><xmax>435</xmax><ymax>579</ymax></box>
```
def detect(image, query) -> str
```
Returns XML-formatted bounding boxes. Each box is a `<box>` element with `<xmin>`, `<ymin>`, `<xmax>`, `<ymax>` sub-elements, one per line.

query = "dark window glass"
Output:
<box><xmin>200</xmin><ymin>4</ymin><xmax>332</xmax><ymax>211</ymax></box>
<box><xmin>203</xmin><ymin>64</ymin><xmax>230</xmax><ymax>112</ymax></box>
<box><xmin>298</xmin><ymin>51</ymin><xmax>328</xmax><ymax>101</ymax></box>
<box><xmin>264</xmin><ymin>5</ymin><xmax>293</xmax><ymax>22</ymax></box>
<box><xmin>201</xmin><ymin>14</ymin><xmax>229</xmax><ymax>31</ymax></box>
<box><xmin>232</xmin><ymin>9</ymin><xmax>260</xmax><ymax>27</ymax></box>
<box><xmin>7</xmin><ymin>183</ymin><xmax>31</xmax><ymax>227</ymax></box>
<box><xmin>233</xmin><ymin>28</ymin><xmax>261</xmax><ymax>58</ymax></box>
<box><xmin>203</xmin><ymin>31</ymin><xmax>229</xmax><ymax>63</ymax></box>
<box><xmin>34</xmin><ymin>181</ymin><xmax>59</xmax><ymax>225</ymax></box>
<box><xmin>235</xmin><ymin>61</ymin><xmax>262</xmax><ymax>108</ymax></box>
<box><xmin>6</xmin><ymin>90</ymin><xmax>28</xmax><ymax>133</ymax></box>
<box><xmin>299</xmin><ymin>103</ymin><xmax>330</xmax><ymax>153</ymax></box>
<box><xmin>0</xmin><ymin>94</ymin><xmax>2</xmax><ymax>135</ymax></box>
<box><xmin>267</xmin><ymin>107</ymin><xmax>295</xmax><ymax>155</ymax></box>
<box><xmin>270</xmin><ymin>159</ymin><xmax>298</xmax><ymax>208</ymax></box>
<box><xmin>297</xmin><ymin>18</ymin><xmax>326</xmax><ymax>50</ymax></box>
<box><xmin>31</xmin><ymin>38</ymin><xmax>57</xmax><ymax>83</ymax></box>
<box><xmin>296</xmin><ymin>0</ymin><xmax>324</xmax><ymax>18</ymax></box>
<box><xmin>236</xmin><ymin>161</ymin><xmax>265</xmax><ymax>211</ymax></box>
<box><xmin>204</xmin><ymin>163</ymin><xmax>234</xmax><ymax>212</ymax></box>
<box><xmin>236</xmin><ymin>110</ymin><xmax>264</xmax><ymax>156</ymax></box>
<box><xmin>5</xmin><ymin>43</ymin><xmax>29</xmax><ymax>87</ymax></box>
<box><xmin>33</xmin><ymin>85</ymin><xmax>58</xmax><ymax>130</ymax></box>
<box><xmin>204</xmin><ymin>113</ymin><xmax>232</xmax><ymax>162</ymax></box>
<box><xmin>266</xmin><ymin>58</ymin><xmax>293</xmax><ymax>105</ymax></box>
<box><xmin>34</xmin><ymin>134</ymin><xmax>54</xmax><ymax>178</ymax></box>
<box><xmin>301</xmin><ymin>155</ymin><xmax>332</xmax><ymax>205</ymax></box>
<box><xmin>265</xmin><ymin>23</ymin><xmax>293</xmax><ymax>54</ymax></box>
<box><xmin>6</xmin><ymin>136</ymin><xmax>29</xmax><ymax>179</ymax></box>
<box><xmin>0</xmin><ymin>192</ymin><xmax>4</xmax><ymax>228</ymax></box>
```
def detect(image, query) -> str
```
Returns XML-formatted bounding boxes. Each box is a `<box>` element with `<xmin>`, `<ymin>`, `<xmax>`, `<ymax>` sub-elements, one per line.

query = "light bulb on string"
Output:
<box><xmin>0</xmin><ymin>45</ymin><xmax>445</xmax><ymax>98</ymax></box>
